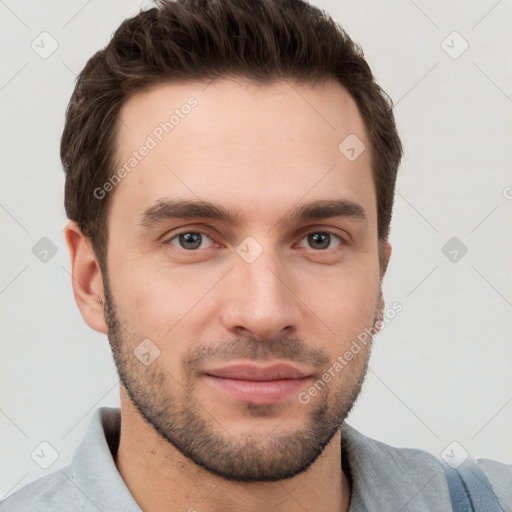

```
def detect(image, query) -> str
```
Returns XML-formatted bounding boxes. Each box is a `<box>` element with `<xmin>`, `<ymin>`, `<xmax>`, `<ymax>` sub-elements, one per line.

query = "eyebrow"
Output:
<box><xmin>139</xmin><ymin>197</ymin><xmax>367</xmax><ymax>228</ymax></box>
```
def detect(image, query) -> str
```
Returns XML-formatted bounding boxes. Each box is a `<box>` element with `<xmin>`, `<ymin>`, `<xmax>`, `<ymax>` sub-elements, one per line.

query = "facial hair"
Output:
<box><xmin>103</xmin><ymin>275</ymin><xmax>380</xmax><ymax>482</ymax></box>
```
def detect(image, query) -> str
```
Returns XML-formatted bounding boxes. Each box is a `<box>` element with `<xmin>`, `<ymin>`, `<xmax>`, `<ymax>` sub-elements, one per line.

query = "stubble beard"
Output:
<box><xmin>102</xmin><ymin>276</ymin><xmax>378</xmax><ymax>482</ymax></box>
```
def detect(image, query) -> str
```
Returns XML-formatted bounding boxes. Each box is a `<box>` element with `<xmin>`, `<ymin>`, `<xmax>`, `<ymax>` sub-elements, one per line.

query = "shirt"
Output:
<box><xmin>1</xmin><ymin>406</ymin><xmax>510</xmax><ymax>511</ymax></box>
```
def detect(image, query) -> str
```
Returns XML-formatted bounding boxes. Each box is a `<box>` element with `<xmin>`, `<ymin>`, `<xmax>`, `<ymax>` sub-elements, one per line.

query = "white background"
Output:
<box><xmin>1</xmin><ymin>0</ymin><xmax>511</xmax><ymax>499</ymax></box>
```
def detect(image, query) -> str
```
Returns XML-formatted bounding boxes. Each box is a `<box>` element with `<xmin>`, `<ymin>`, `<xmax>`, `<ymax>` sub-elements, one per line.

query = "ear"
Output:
<box><xmin>374</xmin><ymin>241</ymin><xmax>392</xmax><ymax>333</ymax></box>
<box><xmin>64</xmin><ymin>221</ymin><xmax>108</xmax><ymax>334</ymax></box>
<box><xmin>379</xmin><ymin>240</ymin><xmax>392</xmax><ymax>279</ymax></box>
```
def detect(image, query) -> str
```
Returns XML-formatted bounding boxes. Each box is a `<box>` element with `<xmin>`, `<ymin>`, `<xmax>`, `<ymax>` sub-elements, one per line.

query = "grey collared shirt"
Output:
<box><xmin>1</xmin><ymin>407</ymin><xmax>510</xmax><ymax>511</ymax></box>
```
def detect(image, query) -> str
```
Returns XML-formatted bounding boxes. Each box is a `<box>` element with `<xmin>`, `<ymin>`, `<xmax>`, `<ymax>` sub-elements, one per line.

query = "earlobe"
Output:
<box><xmin>64</xmin><ymin>222</ymin><xmax>108</xmax><ymax>334</ymax></box>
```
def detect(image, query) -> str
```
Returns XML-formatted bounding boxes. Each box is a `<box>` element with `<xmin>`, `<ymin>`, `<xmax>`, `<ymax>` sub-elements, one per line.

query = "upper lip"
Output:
<box><xmin>204</xmin><ymin>363</ymin><xmax>310</xmax><ymax>381</ymax></box>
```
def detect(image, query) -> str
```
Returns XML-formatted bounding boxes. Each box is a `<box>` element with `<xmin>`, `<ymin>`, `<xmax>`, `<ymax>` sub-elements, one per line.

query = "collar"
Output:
<box><xmin>71</xmin><ymin>407</ymin><xmax>450</xmax><ymax>512</ymax></box>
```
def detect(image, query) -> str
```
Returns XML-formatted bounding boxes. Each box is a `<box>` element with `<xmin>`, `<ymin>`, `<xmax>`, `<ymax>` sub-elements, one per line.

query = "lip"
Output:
<box><xmin>202</xmin><ymin>363</ymin><xmax>313</xmax><ymax>405</ymax></box>
<box><xmin>205</xmin><ymin>363</ymin><xmax>309</xmax><ymax>381</ymax></box>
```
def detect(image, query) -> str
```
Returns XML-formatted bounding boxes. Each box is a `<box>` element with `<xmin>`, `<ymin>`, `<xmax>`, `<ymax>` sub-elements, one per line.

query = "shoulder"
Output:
<box><xmin>342</xmin><ymin>423</ymin><xmax>447</xmax><ymax>474</ymax></box>
<box><xmin>0</xmin><ymin>465</ymin><xmax>90</xmax><ymax>512</ymax></box>
<box><xmin>477</xmin><ymin>458</ymin><xmax>512</xmax><ymax>506</ymax></box>
<box><xmin>341</xmin><ymin>424</ymin><xmax>512</xmax><ymax>511</ymax></box>
<box><xmin>341</xmin><ymin>424</ymin><xmax>453</xmax><ymax>511</ymax></box>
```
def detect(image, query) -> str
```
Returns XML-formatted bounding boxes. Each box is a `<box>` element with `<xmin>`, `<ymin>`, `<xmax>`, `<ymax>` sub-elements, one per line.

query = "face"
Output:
<box><xmin>100</xmin><ymin>78</ymin><xmax>388</xmax><ymax>482</ymax></box>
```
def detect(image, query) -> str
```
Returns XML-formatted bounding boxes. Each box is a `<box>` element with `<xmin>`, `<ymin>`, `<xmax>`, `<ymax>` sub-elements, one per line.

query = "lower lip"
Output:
<box><xmin>203</xmin><ymin>375</ymin><xmax>311</xmax><ymax>405</ymax></box>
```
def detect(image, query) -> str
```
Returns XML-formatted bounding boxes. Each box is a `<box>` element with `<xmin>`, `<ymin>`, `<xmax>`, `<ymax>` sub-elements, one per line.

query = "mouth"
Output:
<box><xmin>202</xmin><ymin>363</ymin><xmax>314</xmax><ymax>405</ymax></box>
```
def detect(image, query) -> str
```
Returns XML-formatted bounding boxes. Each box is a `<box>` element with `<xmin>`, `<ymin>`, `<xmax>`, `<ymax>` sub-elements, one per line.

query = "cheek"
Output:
<box><xmin>108</xmin><ymin>237</ymin><xmax>381</xmax><ymax>345</ymax></box>
<box><xmin>298</xmin><ymin>253</ymin><xmax>380</xmax><ymax>305</ymax></box>
<box><xmin>324</xmin><ymin>289</ymin><xmax>377</xmax><ymax>342</ymax></box>
<box><xmin>296</xmin><ymin>261</ymin><xmax>380</xmax><ymax>340</ymax></box>
<box><xmin>109</xmin><ymin>261</ymin><xmax>217</xmax><ymax>342</ymax></box>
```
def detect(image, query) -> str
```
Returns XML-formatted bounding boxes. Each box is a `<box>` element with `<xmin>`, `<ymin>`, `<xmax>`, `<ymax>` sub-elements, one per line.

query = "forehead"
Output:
<box><xmin>110</xmin><ymin>77</ymin><xmax>376</xmax><ymax>230</ymax></box>
<box><xmin>117</xmin><ymin>77</ymin><xmax>368</xmax><ymax>152</ymax></box>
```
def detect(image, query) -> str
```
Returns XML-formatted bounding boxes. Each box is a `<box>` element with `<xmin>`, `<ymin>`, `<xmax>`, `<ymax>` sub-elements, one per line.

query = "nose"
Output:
<box><xmin>219</xmin><ymin>246</ymin><xmax>303</xmax><ymax>342</ymax></box>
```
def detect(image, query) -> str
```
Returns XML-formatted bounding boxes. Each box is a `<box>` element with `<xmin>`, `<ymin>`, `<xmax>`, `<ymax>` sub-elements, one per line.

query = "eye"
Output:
<box><xmin>166</xmin><ymin>231</ymin><xmax>214</xmax><ymax>251</ymax></box>
<box><xmin>164</xmin><ymin>229</ymin><xmax>344</xmax><ymax>252</ymax></box>
<box><xmin>297</xmin><ymin>231</ymin><xmax>343</xmax><ymax>251</ymax></box>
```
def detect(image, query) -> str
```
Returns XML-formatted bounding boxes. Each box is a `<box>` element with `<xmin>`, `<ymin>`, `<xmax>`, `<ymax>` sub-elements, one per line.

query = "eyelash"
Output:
<box><xmin>163</xmin><ymin>229</ymin><xmax>345</xmax><ymax>252</ymax></box>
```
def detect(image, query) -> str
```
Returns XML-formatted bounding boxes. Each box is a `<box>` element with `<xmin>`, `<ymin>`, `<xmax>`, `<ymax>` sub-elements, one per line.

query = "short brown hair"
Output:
<box><xmin>61</xmin><ymin>0</ymin><xmax>402</xmax><ymax>269</ymax></box>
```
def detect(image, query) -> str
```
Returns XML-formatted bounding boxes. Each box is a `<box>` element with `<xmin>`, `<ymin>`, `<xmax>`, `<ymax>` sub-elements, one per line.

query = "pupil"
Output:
<box><xmin>180</xmin><ymin>233</ymin><xmax>201</xmax><ymax>250</ymax></box>
<box><xmin>310</xmin><ymin>233</ymin><xmax>330</xmax><ymax>250</ymax></box>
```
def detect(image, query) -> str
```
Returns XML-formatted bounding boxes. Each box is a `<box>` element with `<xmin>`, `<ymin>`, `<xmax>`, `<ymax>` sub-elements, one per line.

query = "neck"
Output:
<box><xmin>115</xmin><ymin>388</ymin><xmax>351</xmax><ymax>512</ymax></box>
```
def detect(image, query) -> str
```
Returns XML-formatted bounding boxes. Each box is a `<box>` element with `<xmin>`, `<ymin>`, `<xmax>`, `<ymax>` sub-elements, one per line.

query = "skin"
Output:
<box><xmin>65</xmin><ymin>77</ymin><xmax>392</xmax><ymax>512</ymax></box>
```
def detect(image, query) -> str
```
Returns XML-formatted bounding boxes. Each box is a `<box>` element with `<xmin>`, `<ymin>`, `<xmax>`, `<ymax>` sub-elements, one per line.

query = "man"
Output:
<box><xmin>1</xmin><ymin>0</ymin><xmax>510</xmax><ymax>511</ymax></box>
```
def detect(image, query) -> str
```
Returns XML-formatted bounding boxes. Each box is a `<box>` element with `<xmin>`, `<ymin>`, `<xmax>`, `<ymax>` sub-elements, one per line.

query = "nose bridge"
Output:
<box><xmin>243</xmin><ymin>251</ymin><xmax>285</xmax><ymax>304</ymax></box>
<box><xmin>221</xmin><ymin>238</ymin><xmax>301</xmax><ymax>339</ymax></box>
